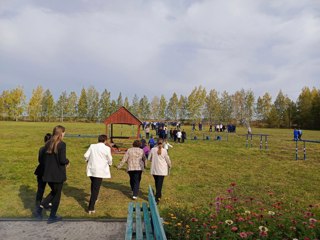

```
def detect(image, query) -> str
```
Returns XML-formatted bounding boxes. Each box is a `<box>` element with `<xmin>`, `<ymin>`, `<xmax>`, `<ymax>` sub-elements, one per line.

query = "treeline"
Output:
<box><xmin>0</xmin><ymin>85</ymin><xmax>319</xmax><ymax>129</ymax></box>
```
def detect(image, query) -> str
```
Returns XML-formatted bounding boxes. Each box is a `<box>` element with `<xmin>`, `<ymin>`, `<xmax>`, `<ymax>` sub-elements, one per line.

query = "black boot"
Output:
<box><xmin>34</xmin><ymin>206</ymin><xmax>43</xmax><ymax>220</ymax></box>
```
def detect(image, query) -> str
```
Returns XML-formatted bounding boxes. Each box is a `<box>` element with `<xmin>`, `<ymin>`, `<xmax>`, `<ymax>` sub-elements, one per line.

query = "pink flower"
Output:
<box><xmin>304</xmin><ymin>211</ymin><xmax>314</xmax><ymax>217</ymax></box>
<box><xmin>191</xmin><ymin>218</ymin><xmax>198</xmax><ymax>222</ymax></box>
<box><xmin>225</xmin><ymin>205</ymin><xmax>234</xmax><ymax>210</ymax></box>
<box><xmin>309</xmin><ymin>218</ymin><xmax>317</xmax><ymax>224</ymax></box>
<box><xmin>231</xmin><ymin>226</ymin><xmax>238</xmax><ymax>232</ymax></box>
<box><xmin>290</xmin><ymin>226</ymin><xmax>296</xmax><ymax>231</ymax></box>
<box><xmin>308</xmin><ymin>224</ymin><xmax>315</xmax><ymax>229</ymax></box>
<box><xmin>239</xmin><ymin>232</ymin><xmax>248</xmax><ymax>238</ymax></box>
<box><xmin>215</xmin><ymin>202</ymin><xmax>221</xmax><ymax>213</ymax></box>
<box><xmin>259</xmin><ymin>231</ymin><xmax>268</xmax><ymax>237</ymax></box>
<box><xmin>227</xmin><ymin>188</ymin><xmax>233</xmax><ymax>194</ymax></box>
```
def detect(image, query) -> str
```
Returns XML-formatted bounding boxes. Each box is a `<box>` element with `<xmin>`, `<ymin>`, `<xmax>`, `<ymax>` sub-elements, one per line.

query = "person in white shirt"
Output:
<box><xmin>84</xmin><ymin>135</ymin><xmax>112</xmax><ymax>214</ymax></box>
<box><xmin>176</xmin><ymin>129</ymin><xmax>182</xmax><ymax>143</ymax></box>
<box><xmin>163</xmin><ymin>139</ymin><xmax>173</xmax><ymax>152</ymax></box>
<box><xmin>145</xmin><ymin>126</ymin><xmax>150</xmax><ymax>139</ymax></box>
<box><xmin>148</xmin><ymin>139</ymin><xmax>172</xmax><ymax>203</ymax></box>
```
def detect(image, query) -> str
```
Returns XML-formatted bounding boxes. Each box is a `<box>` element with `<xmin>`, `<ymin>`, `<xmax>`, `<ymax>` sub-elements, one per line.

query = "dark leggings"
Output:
<box><xmin>35</xmin><ymin>176</ymin><xmax>47</xmax><ymax>205</ymax></box>
<box><xmin>42</xmin><ymin>182</ymin><xmax>63</xmax><ymax>217</ymax></box>
<box><xmin>128</xmin><ymin>171</ymin><xmax>142</xmax><ymax>197</ymax></box>
<box><xmin>153</xmin><ymin>175</ymin><xmax>165</xmax><ymax>201</ymax></box>
<box><xmin>88</xmin><ymin>177</ymin><xmax>103</xmax><ymax>211</ymax></box>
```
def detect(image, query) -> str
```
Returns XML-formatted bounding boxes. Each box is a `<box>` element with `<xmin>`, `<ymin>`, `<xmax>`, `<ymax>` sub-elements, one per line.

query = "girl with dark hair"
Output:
<box><xmin>117</xmin><ymin>140</ymin><xmax>146</xmax><ymax>200</ymax></box>
<box><xmin>148</xmin><ymin>139</ymin><xmax>172</xmax><ymax>203</ymax></box>
<box><xmin>41</xmin><ymin>125</ymin><xmax>69</xmax><ymax>223</ymax></box>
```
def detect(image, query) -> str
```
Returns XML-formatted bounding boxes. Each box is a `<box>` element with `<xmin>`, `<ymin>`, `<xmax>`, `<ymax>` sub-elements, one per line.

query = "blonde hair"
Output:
<box><xmin>47</xmin><ymin>125</ymin><xmax>65</xmax><ymax>154</ymax></box>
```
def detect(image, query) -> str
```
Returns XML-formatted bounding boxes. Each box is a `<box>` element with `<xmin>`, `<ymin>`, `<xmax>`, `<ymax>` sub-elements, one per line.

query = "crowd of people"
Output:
<box><xmin>34</xmin><ymin>125</ymin><xmax>172</xmax><ymax>223</ymax></box>
<box><xmin>141</xmin><ymin>122</ymin><xmax>187</xmax><ymax>144</ymax></box>
<box><xmin>192</xmin><ymin>122</ymin><xmax>233</xmax><ymax>132</ymax></box>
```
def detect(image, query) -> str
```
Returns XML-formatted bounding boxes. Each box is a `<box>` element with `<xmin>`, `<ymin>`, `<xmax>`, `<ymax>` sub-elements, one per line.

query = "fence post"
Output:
<box><xmin>246</xmin><ymin>134</ymin><xmax>248</xmax><ymax>148</ymax></box>
<box><xmin>295</xmin><ymin>140</ymin><xmax>298</xmax><ymax>160</ymax></box>
<box><xmin>265</xmin><ymin>135</ymin><xmax>268</xmax><ymax>150</ymax></box>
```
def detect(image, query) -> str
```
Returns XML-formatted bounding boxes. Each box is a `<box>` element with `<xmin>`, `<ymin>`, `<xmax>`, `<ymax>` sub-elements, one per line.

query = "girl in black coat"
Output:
<box><xmin>41</xmin><ymin>125</ymin><xmax>69</xmax><ymax>223</ymax></box>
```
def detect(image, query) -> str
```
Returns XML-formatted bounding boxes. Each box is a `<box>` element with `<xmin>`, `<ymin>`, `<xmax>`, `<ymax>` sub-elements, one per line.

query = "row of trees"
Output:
<box><xmin>0</xmin><ymin>85</ymin><xmax>319</xmax><ymax>129</ymax></box>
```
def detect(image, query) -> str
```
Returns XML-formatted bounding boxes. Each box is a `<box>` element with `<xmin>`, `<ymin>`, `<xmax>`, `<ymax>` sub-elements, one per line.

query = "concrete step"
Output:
<box><xmin>0</xmin><ymin>218</ymin><xmax>126</xmax><ymax>240</ymax></box>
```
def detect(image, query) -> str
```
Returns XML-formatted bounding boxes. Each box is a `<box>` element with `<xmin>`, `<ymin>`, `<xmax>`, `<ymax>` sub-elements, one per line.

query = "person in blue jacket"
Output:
<box><xmin>148</xmin><ymin>135</ymin><xmax>156</xmax><ymax>149</ymax></box>
<box><xmin>293</xmin><ymin>128</ymin><xmax>299</xmax><ymax>141</ymax></box>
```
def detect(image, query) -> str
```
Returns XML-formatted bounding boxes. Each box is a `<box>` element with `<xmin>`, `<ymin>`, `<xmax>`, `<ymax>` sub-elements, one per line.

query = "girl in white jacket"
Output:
<box><xmin>148</xmin><ymin>139</ymin><xmax>172</xmax><ymax>203</ymax></box>
<box><xmin>84</xmin><ymin>135</ymin><xmax>112</xmax><ymax>214</ymax></box>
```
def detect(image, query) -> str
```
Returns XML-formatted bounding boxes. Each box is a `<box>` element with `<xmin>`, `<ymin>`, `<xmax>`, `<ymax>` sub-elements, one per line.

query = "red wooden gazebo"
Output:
<box><xmin>103</xmin><ymin>106</ymin><xmax>142</xmax><ymax>141</ymax></box>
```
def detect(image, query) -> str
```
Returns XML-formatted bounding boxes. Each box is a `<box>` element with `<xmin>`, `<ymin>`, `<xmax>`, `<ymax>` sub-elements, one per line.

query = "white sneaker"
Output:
<box><xmin>132</xmin><ymin>196</ymin><xmax>137</xmax><ymax>200</ymax></box>
<box><xmin>88</xmin><ymin>210</ymin><xmax>95</xmax><ymax>214</ymax></box>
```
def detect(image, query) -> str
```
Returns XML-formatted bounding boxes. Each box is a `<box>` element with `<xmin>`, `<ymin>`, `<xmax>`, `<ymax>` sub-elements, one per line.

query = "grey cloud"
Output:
<box><xmin>0</xmin><ymin>0</ymin><xmax>319</xmax><ymax>101</ymax></box>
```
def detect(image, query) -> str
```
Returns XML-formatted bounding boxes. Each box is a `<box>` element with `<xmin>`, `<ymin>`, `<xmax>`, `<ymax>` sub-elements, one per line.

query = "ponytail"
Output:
<box><xmin>157</xmin><ymin>139</ymin><xmax>163</xmax><ymax>155</ymax></box>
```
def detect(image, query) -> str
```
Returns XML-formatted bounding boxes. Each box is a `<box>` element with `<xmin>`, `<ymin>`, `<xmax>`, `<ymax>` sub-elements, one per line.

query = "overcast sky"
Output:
<box><xmin>0</xmin><ymin>0</ymin><xmax>319</xmax><ymax>102</ymax></box>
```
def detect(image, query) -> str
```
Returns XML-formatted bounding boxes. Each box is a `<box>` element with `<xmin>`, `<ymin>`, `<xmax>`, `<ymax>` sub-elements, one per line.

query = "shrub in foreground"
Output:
<box><xmin>162</xmin><ymin>183</ymin><xmax>319</xmax><ymax>239</ymax></box>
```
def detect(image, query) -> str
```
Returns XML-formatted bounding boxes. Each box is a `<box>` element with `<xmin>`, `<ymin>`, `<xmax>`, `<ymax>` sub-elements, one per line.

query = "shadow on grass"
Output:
<box><xmin>19</xmin><ymin>185</ymin><xmax>36</xmax><ymax>216</ymax></box>
<box><xmin>62</xmin><ymin>183</ymin><xmax>90</xmax><ymax>211</ymax></box>
<box><xmin>102</xmin><ymin>180</ymin><xmax>149</xmax><ymax>201</ymax></box>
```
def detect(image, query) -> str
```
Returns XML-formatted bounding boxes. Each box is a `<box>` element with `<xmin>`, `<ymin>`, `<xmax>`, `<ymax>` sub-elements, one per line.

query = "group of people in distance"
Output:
<box><xmin>142</xmin><ymin>121</ymin><xmax>186</xmax><ymax>144</ymax></box>
<box><xmin>34</xmin><ymin>125</ymin><xmax>172</xmax><ymax>223</ymax></box>
<box><xmin>193</xmin><ymin>122</ymin><xmax>227</xmax><ymax>132</ymax></box>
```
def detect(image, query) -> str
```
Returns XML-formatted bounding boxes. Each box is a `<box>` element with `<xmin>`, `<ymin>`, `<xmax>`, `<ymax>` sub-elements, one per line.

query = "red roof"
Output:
<box><xmin>103</xmin><ymin>106</ymin><xmax>142</xmax><ymax>125</ymax></box>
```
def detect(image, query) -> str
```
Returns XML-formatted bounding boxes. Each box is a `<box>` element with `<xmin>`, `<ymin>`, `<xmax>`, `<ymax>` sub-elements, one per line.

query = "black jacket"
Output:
<box><xmin>34</xmin><ymin>146</ymin><xmax>46</xmax><ymax>176</ymax></box>
<box><xmin>42</xmin><ymin>141</ymin><xmax>69</xmax><ymax>183</ymax></box>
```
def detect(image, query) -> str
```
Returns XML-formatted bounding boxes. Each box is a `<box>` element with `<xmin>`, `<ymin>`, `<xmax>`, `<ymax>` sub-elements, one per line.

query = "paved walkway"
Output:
<box><xmin>0</xmin><ymin>218</ymin><xmax>127</xmax><ymax>240</ymax></box>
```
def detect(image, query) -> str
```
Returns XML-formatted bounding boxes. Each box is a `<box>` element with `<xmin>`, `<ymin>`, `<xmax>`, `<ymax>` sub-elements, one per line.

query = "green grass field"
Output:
<box><xmin>0</xmin><ymin>121</ymin><xmax>319</xmax><ymax>219</ymax></box>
